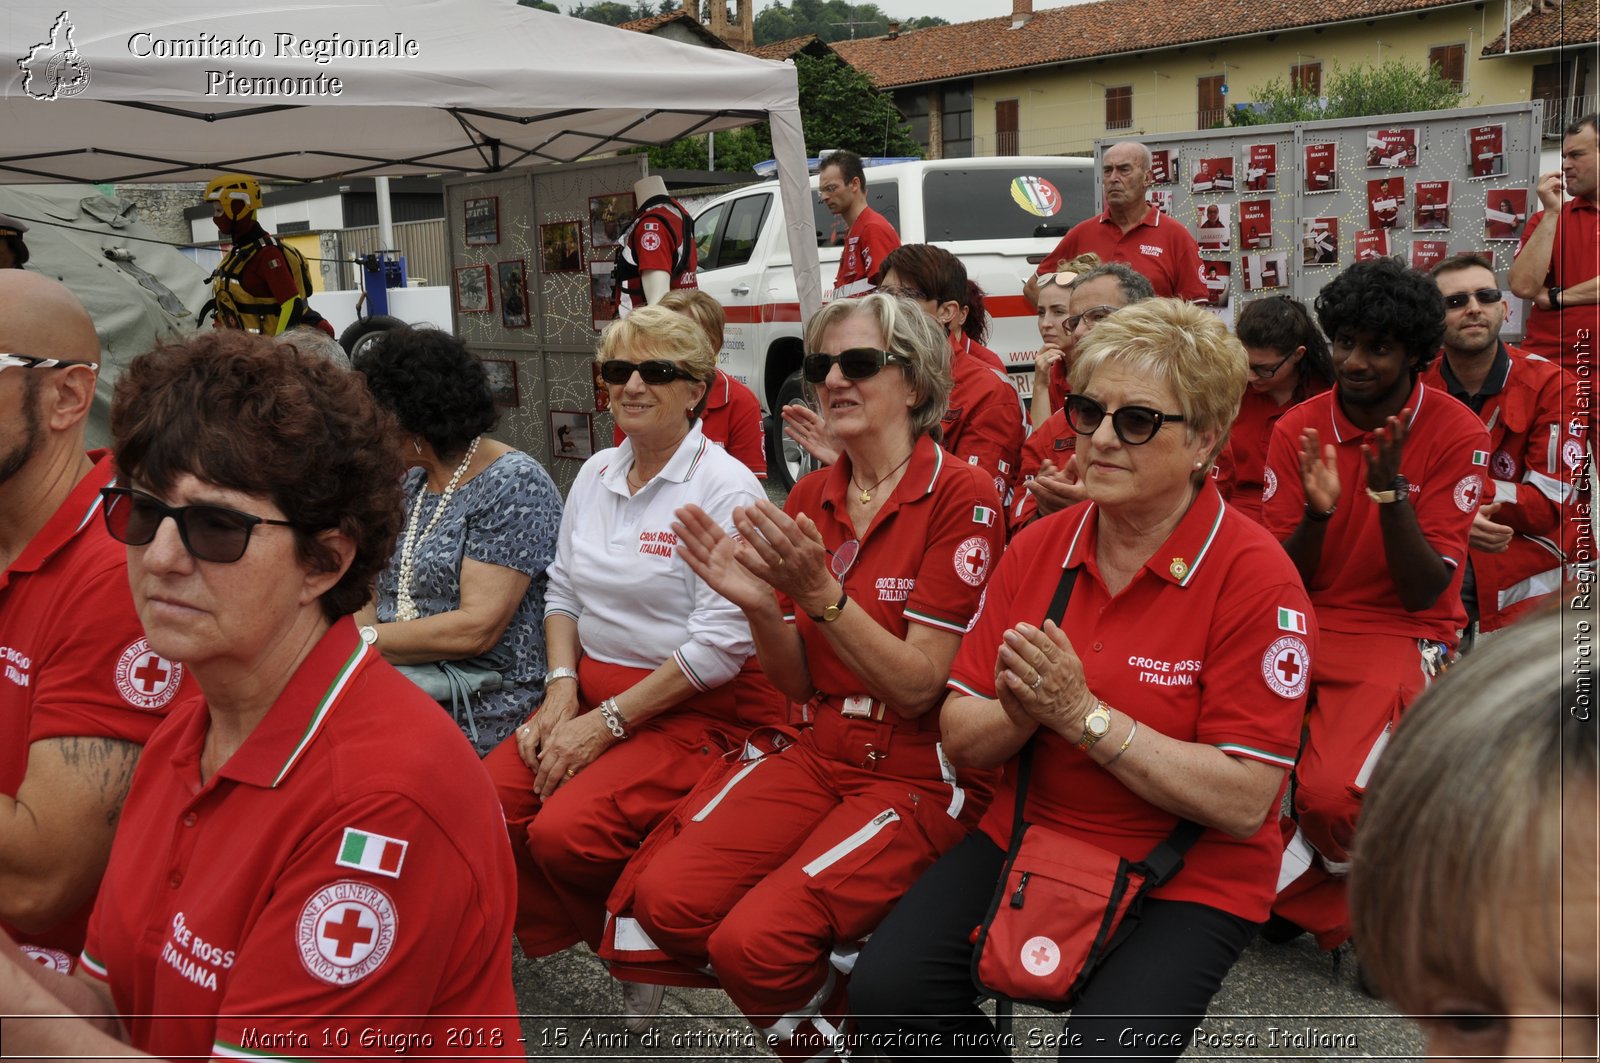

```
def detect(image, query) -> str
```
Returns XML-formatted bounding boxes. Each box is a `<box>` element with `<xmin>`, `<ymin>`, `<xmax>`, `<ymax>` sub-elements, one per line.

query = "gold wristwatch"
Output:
<box><xmin>808</xmin><ymin>588</ymin><xmax>849</xmax><ymax>623</ymax></box>
<box><xmin>1366</xmin><ymin>475</ymin><xmax>1410</xmax><ymax>505</ymax></box>
<box><xmin>1077</xmin><ymin>701</ymin><xmax>1113</xmax><ymax>751</ymax></box>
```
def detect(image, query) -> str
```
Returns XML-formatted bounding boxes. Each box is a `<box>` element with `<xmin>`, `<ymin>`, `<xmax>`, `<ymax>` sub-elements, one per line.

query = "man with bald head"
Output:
<box><xmin>0</xmin><ymin>272</ymin><xmax>186</xmax><ymax>972</ymax></box>
<box><xmin>1025</xmin><ymin>139</ymin><xmax>1208</xmax><ymax>307</ymax></box>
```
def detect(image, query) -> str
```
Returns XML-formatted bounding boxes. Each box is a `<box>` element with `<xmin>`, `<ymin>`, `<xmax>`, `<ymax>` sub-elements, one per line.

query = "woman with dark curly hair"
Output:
<box><xmin>1228</xmin><ymin>296</ymin><xmax>1333</xmax><ymax>524</ymax></box>
<box><xmin>353</xmin><ymin>327</ymin><xmax>562</xmax><ymax>756</ymax></box>
<box><xmin>0</xmin><ymin>330</ymin><xmax>518</xmax><ymax>1057</ymax></box>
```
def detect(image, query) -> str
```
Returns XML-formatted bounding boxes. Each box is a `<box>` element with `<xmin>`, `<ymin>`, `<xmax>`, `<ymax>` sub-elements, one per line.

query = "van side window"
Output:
<box><xmin>715</xmin><ymin>194</ymin><xmax>771</xmax><ymax>269</ymax></box>
<box><xmin>921</xmin><ymin>166</ymin><xmax>1097</xmax><ymax>241</ymax></box>
<box><xmin>812</xmin><ymin>184</ymin><xmax>901</xmax><ymax>248</ymax></box>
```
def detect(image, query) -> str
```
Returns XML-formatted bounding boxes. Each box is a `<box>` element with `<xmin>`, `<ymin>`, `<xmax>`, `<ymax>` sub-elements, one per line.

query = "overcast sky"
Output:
<box><xmin>756</xmin><ymin>0</ymin><xmax>1096</xmax><ymax>29</ymax></box>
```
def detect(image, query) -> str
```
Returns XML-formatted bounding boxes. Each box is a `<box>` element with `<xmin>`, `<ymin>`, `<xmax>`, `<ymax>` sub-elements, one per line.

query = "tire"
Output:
<box><xmin>765</xmin><ymin>370</ymin><xmax>818</xmax><ymax>493</ymax></box>
<box><xmin>339</xmin><ymin>314</ymin><xmax>406</xmax><ymax>360</ymax></box>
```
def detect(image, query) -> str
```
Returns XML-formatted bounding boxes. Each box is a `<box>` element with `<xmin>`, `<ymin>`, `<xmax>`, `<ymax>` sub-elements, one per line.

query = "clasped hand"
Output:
<box><xmin>993</xmin><ymin>620</ymin><xmax>1097</xmax><ymax>738</ymax></box>
<box><xmin>673</xmin><ymin>499</ymin><xmax>839</xmax><ymax>617</ymax></box>
<box><xmin>1298</xmin><ymin>408</ymin><xmax>1411</xmax><ymax>512</ymax></box>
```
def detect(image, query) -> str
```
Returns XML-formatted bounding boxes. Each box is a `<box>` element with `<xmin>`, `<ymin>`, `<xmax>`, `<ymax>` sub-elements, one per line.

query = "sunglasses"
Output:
<box><xmin>1441</xmin><ymin>288</ymin><xmax>1503</xmax><ymax>310</ymax></box>
<box><xmin>1249</xmin><ymin>351</ymin><xmax>1295</xmax><ymax>379</ymax></box>
<box><xmin>1066</xmin><ymin>305</ymin><xmax>1118</xmax><ymax>331</ymax></box>
<box><xmin>100</xmin><ymin>486</ymin><xmax>297</xmax><ymax>564</ymax></box>
<box><xmin>598</xmin><ymin>359</ymin><xmax>697</xmax><ymax>386</ymax></box>
<box><xmin>0</xmin><ymin>354</ymin><xmax>100</xmax><ymax>373</ymax></box>
<box><xmin>1065</xmin><ymin>393</ymin><xmax>1186</xmax><ymax>445</ymax></box>
<box><xmin>801</xmin><ymin>348</ymin><xmax>912</xmax><ymax>384</ymax></box>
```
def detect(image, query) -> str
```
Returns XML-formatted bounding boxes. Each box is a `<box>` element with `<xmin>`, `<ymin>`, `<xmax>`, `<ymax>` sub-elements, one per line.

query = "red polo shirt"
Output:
<box><xmin>942</xmin><ymin>333</ymin><xmax>1025</xmax><ymax>504</ymax></box>
<box><xmin>1229</xmin><ymin>374</ymin><xmax>1332</xmax><ymax>526</ymax></box>
<box><xmin>1262</xmin><ymin>379</ymin><xmax>1488</xmax><ymax>644</ymax></box>
<box><xmin>779</xmin><ymin>434</ymin><xmax>1003</xmax><ymax>705</ymax></box>
<box><xmin>0</xmin><ymin>452</ymin><xmax>186</xmax><ymax>967</ymax></box>
<box><xmin>614</xmin><ymin>369</ymin><xmax>766</xmax><ymax>479</ymax></box>
<box><xmin>1039</xmin><ymin>206</ymin><xmax>1208</xmax><ymax>302</ymax></box>
<box><xmin>833</xmin><ymin>206</ymin><xmax>900</xmax><ymax>298</ymax></box>
<box><xmin>81</xmin><ymin>621</ymin><xmax>518</xmax><ymax>1060</ymax></box>
<box><xmin>963</xmin><ymin>336</ymin><xmax>1007</xmax><ymax>375</ymax></box>
<box><xmin>948</xmin><ymin>486</ymin><xmax>1311</xmax><ymax>922</ymax></box>
<box><xmin>622</xmin><ymin>198</ymin><xmax>699</xmax><ymax>305</ymax></box>
<box><xmin>1517</xmin><ymin>197</ymin><xmax>1600</xmax><ymax>376</ymax></box>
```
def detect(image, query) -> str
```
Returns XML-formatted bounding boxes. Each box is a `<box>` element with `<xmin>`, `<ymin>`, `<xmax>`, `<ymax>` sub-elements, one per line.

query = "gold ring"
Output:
<box><xmin>564</xmin><ymin>768</ymin><xmax>577</xmax><ymax>778</ymax></box>
<box><xmin>774</xmin><ymin>556</ymin><xmax>785</xmax><ymax>566</ymax></box>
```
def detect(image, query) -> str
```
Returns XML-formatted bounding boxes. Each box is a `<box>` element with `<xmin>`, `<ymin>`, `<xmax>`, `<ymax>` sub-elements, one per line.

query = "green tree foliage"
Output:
<box><xmin>569</xmin><ymin>1</ymin><xmax>669</xmax><ymax>26</ymax></box>
<box><xmin>752</xmin><ymin>0</ymin><xmax>945</xmax><ymax>46</ymax></box>
<box><xmin>517</xmin><ymin>0</ymin><xmax>561</xmax><ymax>11</ymax></box>
<box><xmin>1230</xmin><ymin>58</ymin><xmax>1466</xmax><ymax>126</ymax></box>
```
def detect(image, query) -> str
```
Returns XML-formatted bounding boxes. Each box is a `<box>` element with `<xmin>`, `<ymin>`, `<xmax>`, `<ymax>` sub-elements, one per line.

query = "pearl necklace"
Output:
<box><xmin>395</xmin><ymin>435</ymin><xmax>480</xmax><ymax>622</ymax></box>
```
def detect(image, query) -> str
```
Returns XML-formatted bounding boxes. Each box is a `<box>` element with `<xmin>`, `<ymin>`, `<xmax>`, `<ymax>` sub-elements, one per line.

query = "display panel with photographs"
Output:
<box><xmin>1366</xmin><ymin>128</ymin><xmax>1419</xmax><ymax>168</ymax></box>
<box><xmin>1243</xmin><ymin>252</ymin><xmax>1288</xmax><ymax>292</ymax></box>
<box><xmin>589</xmin><ymin>193</ymin><xmax>636</xmax><ymax>250</ymax></box>
<box><xmin>1354</xmin><ymin>229</ymin><xmax>1392</xmax><ymax>261</ymax></box>
<box><xmin>455</xmin><ymin>264</ymin><xmax>492</xmax><ymax>313</ymax></box>
<box><xmin>1150</xmin><ymin>149</ymin><xmax>1177</xmax><ymax>185</ymax></box>
<box><xmin>1195</xmin><ymin>202</ymin><xmax>1231</xmax><ymax>251</ymax></box>
<box><xmin>1367</xmin><ymin>177</ymin><xmax>1406</xmax><ymax>230</ymax></box>
<box><xmin>1468</xmin><ymin>124</ymin><xmax>1507</xmax><ymax>179</ymax></box>
<box><xmin>1415</xmin><ymin>181</ymin><xmax>1452</xmax><ymax>230</ymax></box>
<box><xmin>1191</xmin><ymin>156</ymin><xmax>1235</xmax><ymax>194</ymax></box>
<box><xmin>498</xmin><ymin>260</ymin><xmax>530</xmax><ymax>328</ymax></box>
<box><xmin>1239</xmin><ymin>200</ymin><xmax>1272</xmax><ymax>249</ymax></box>
<box><xmin>1243</xmin><ymin>143</ymin><xmax>1277</xmax><ymax>192</ymax></box>
<box><xmin>1304</xmin><ymin>142</ymin><xmax>1339</xmax><ymax>193</ymax></box>
<box><xmin>539</xmin><ymin>220</ymin><xmax>582</xmax><ymax>273</ymax></box>
<box><xmin>1147</xmin><ymin>188</ymin><xmax>1174</xmax><ymax>216</ymax></box>
<box><xmin>1302</xmin><ymin>218</ymin><xmax>1339</xmax><ymax>266</ymax></box>
<box><xmin>463</xmin><ymin>197</ymin><xmax>499</xmax><ymax>246</ymax></box>
<box><xmin>1484</xmin><ymin>188</ymin><xmax>1529</xmax><ymax>241</ymax></box>
<box><xmin>1411</xmin><ymin>239</ymin><xmax>1449</xmax><ymax>272</ymax></box>
<box><xmin>550</xmin><ymin>409</ymin><xmax>596</xmax><ymax>461</ymax></box>
<box><xmin>481</xmin><ymin>358</ymin><xmax>521</xmax><ymax>408</ymax></box>
<box><xmin>1200</xmin><ymin>260</ymin><xmax>1231</xmax><ymax>307</ymax></box>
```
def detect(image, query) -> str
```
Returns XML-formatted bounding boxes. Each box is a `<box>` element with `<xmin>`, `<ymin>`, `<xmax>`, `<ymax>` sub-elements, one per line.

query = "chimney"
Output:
<box><xmin>737</xmin><ymin>0</ymin><xmax>753</xmax><ymax>49</ymax></box>
<box><xmin>1012</xmin><ymin>0</ymin><xmax>1033</xmax><ymax>29</ymax></box>
<box><xmin>682</xmin><ymin>0</ymin><xmax>699</xmax><ymax>20</ymax></box>
<box><xmin>888</xmin><ymin>20</ymin><xmax>900</xmax><ymax>38</ymax></box>
<box><xmin>708</xmin><ymin>0</ymin><xmax>726</xmax><ymax>36</ymax></box>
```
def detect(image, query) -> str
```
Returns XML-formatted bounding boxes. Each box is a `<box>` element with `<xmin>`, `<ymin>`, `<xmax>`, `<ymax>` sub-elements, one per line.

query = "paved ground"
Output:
<box><xmin>510</xmin><ymin>934</ymin><xmax>1423</xmax><ymax>1061</ymax></box>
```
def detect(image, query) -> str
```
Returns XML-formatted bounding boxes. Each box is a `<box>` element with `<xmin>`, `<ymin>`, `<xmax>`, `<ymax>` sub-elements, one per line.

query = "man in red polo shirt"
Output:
<box><xmin>821</xmin><ymin>150</ymin><xmax>900</xmax><ymax>299</ymax></box>
<box><xmin>1510</xmin><ymin>114</ymin><xmax>1600</xmax><ymax>380</ymax></box>
<box><xmin>0</xmin><ymin>272</ymin><xmax>186</xmax><ymax>973</ymax></box>
<box><xmin>1424</xmin><ymin>253</ymin><xmax>1582</xmax><ymax>638</ymax></box>
<box><xmin>1263</xmin><ymin>258</ymin><xmax>1488</xmax><ymax>951</ymax></box>
<box><xmin>1025</xmin><ymin>140</ymin><xmax>1207</xmax><ymax>306</ymax></box>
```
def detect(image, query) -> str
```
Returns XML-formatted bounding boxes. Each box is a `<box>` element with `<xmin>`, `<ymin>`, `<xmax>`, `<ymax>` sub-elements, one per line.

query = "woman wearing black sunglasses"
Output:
<box><xmin>1229</xmin><ymin>296</ymin><xmax>1333</xmax><ymax>525</ymax></box>
<box><xmin>600</xmin><ymin>292</ymin><xmax>1005</xmax><ymax>1056</ymax></box>
<box><xmin>0</xmin><ymin>331</ymin><xmax>519</xmax><ymax>1056</ymax></box>
<box><xmin>851</xmin><ymin>299</ymin><xmax>1316</xmax><ymax>1062</ymax></box>
<box><xmin>482</xmin><ymin>305</ymin><xmax>783</xmax><ymax>1029</ymax></box>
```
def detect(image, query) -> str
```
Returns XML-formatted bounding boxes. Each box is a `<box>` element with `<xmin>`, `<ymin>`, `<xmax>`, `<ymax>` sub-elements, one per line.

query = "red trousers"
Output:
<box><xmin>485</xmin><ymin>657</ymin><xmax>783</xmax><ymax>956</ymax></box>
<box><xmin>602</xmin><ymin>708</ymin><xmax>985</xmax><ymax>1060</ymax></box>
<box><xmin>1272</xmin><ymin>628</ymin><xmax>1436</xmax><ymax>949</ymax></box>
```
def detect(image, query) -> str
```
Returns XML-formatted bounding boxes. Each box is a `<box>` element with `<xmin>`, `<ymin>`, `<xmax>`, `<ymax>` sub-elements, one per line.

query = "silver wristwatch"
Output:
<box><xmin>546</xmin><ymin>667</ymin><xmax>579</xmax><ymax>685</ymax></box>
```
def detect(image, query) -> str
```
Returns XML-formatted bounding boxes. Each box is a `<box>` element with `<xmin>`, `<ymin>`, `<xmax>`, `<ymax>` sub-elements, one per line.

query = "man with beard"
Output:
<box><xmin>0</xmin><ymin>272</ymin><xmax>187</xmax><ymax>972</ymax></box>
<box><xmin>1423</xmin><ymin>254</ymin><xmax>1581</xmax><ymax>639</ymax></box>
<box><xmin>200</xmin><ymin>174</ymin><xmax>333</xmax><ymax>336</ymax></box>
<box><xmin>1260</xmin><ymin>257</ymin><xmax>1487</xmax><ymax>955</ymax></box>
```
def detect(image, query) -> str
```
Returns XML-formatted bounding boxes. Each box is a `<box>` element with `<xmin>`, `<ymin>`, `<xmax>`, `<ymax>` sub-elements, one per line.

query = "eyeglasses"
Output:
<box><xmin>0</xmin><ymin>354</ymin><xmax>100</xmax><ymax>373</ymax></box>
<box><xmin>801</xmin><ymin>348</ymin><xmax>913</xmax><ymax>384</ymax></box>
<box><xmin>99</xmin><ymin>486</ymin><xmax>298</xmax><ymax>564</ymax></box>
<box><xmin>598</xmin><ymin>359</ymin><xmax>697</xmax><ymax>386</ymax></box>
<box><xmin>878</xmin><ymin>284</ymin><xmax>930</xmax><ymax>303</ymax></box>
<box><xmin>1249</xmin><ymin>351</ymin><xmax>1295</xmax><ymax>379</ymax></box>
<box><xmin>829</xmin><ymin>538</ymin><xmax>860</xmax><ymax>579</ymax></box>
<box><xmin>1441</xmin><ymin>288</ymin><xmax>1503</xmax><ymax>310</ymax></box>
<box><xmin>1065</xmin><ymin>305</ymin><xmax>1118</xmax><ymax>331</ymax></box>
<box><xmin>1064</xmin><ymin>394</ymin><xmax>1186</xmax><ymax>445</ymax></box>
<box><xmin>1040</xmin><ymin>271</ymin><xmax>1081</xmax><ymax>290</ymax></box>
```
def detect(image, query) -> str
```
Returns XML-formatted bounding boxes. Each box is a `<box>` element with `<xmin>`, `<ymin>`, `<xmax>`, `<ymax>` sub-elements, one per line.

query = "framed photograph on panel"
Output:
<box><xmin>591</xmin><ymin>261</ymin><xmax>621</xmax><ymax>330</ymax></box>
<box><xmin>540</xmin><ymin>220</ymin><xmax>583</xmax><ymax>273</ymax></box>
<box><xmin>464</xmin><ymin>197</ymin><xmax>499</xmax><ymax>246</ymax></box>
<box><xmin>498</xmin><ymin>260</ymin><xmax>530</xmax><ymax>328</ymax></box>
<box><xmin>550</xmin><ymin>409</ymin><xmax>596</xmax><ymax>461</ymax></box>
<box><xmin>455</xmin><ymin>264</ymin><xmax>492</xmax><ymax>313</ymax></box>
<box><xmin>481</xmin><ymin>358</ymin><xmax>520</xmax><ymax>408</ymax></box>
<box><xmin>589</xmin><ymin>193</ymin><xmax>636</xmax><ymax>249</ymax></box>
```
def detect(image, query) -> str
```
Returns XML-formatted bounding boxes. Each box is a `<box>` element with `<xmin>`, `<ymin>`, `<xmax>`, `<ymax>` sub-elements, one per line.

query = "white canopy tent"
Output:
<box><xmin>0</xmin><ymin>0</ymin><xmax>822</xmax><ymax>318</ymax></box>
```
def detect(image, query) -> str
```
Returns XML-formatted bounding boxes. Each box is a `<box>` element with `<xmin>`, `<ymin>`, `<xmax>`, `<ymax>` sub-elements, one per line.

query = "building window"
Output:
<box><xmin>1106</xmin><ymin>86</ymin><xmax>1132</xmax><ymax>130</ymax></box>
<box><xmin>1198</xmin><ymin>74</ymin><xmax>1226</xmax><ymax>129</ymax></box>
<box><xmin>1291</xmin><ymin>62</ymin><xmax>1322</xmax><ymax>96</ymax></box>
<box><xmin>941</xmin><ymin>83</ymin><xmax>974</xmax><ymax>159</ymax></box>
<box><xmin>1429</xmin><ymin>44</ymin><xmax>1466</xmax><ymax>89</ymax></box>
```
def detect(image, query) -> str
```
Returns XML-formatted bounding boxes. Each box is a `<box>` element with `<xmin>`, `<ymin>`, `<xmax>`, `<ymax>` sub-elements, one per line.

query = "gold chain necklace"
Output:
<box><xmin>849</xmin><ymin>449</ymin><xmax>914</xmax><ymax>505</ymax></box>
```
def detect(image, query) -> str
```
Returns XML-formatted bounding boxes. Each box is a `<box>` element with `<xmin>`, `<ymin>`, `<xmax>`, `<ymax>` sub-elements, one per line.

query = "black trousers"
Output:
<box><xmin>850</xmin><ymin>832</ymin><xmax>1257</xmax><ymax>1062</ymax></box>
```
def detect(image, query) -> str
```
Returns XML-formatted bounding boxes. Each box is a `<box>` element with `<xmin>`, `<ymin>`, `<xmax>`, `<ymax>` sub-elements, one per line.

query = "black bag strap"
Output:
<box><xmin>1007</xmin><ymin>562</ymin><xmax>1201</xmax><ymax>886</ymax></box>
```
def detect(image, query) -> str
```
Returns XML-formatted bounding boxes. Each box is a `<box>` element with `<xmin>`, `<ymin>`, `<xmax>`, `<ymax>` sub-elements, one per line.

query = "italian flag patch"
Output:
<box><xmin>1472</xmin><ymin>450</ymin><xmax>1489</xmax><ymax>466</ymax></box>
<box><xmin>336</xmin><ymin>828</ymin><xmax>407</xmax><ymax>878</ymax></box>
<box><xmin>1277</xmin><ymin>607</ymin><xmax>1308</xmax><ymax>634</ymax></box>
<box><xmin>972</xmin><ymin>506</ymin><xmax>997</xmax><ymax>526</ymax></box>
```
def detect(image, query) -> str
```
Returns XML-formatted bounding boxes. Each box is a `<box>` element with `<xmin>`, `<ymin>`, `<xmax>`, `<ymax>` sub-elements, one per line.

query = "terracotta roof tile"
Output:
<box><xmin>748</xmin><ymin>34</ymin><xmax>823</xmax><ymax>60</ymax></box>
<box><xmin>1483</xmin><ymin>0</ymin><xmax>1598</xmax><ymax>54</ymax></box>
<box><xmin>835</xmin><ymin>0</ymin><xmax>1484</xmax><ymax>89</ymax></box>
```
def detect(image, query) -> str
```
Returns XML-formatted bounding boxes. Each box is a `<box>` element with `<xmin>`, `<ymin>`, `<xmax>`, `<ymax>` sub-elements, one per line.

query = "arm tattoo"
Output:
<box><xmin>53</xmin><ymin>737</ymin><xmax>143</xmax><ymax>828</ymax></box>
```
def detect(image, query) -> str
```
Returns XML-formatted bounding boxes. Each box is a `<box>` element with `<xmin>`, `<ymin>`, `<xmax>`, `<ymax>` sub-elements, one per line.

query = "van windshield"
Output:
<box><xmin>922</xmin><ymin>165</ymin><xmax>1097</xmax><ymax>241</ymax></box>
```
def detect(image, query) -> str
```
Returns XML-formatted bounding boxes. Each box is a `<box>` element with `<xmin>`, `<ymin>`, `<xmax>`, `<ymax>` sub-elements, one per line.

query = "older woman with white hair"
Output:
<box><xmin>851</xmin><ymin>299</ymin><xmax>1314</xmax><ymax>1060</ymax></box>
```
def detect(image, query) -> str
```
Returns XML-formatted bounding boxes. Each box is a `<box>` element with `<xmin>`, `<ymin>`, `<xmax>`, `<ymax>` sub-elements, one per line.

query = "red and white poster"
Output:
<box><xmin>1366</xmin><ymin>127</ymin><xmax>1419</xmax><ymax>168</ymax></box>
<box><xmin>1367</xmin><ymin>177</ymin><xmax>1406</xmax><ymax>230</ymax></box>
<box><xmin>1303</xmin><ymin>217</ymin><xmax>1339</xmax><ymax>266</ymax></box>
<box><xmin>1415</xmin><ymin>181</ymin><xmax>1452</xmax><ymax>230</ymax></box>
<box><xmin>1150</xmin><ymin>149</ymin><xmax>1177</xmax><ymax>185</ymax></box>
<box><xmin>1411</xmin><ymin>239</ymin><xmax>1449</xmax><ymax>272</ymax></box>
<box><xmin>1243</xmin><ymin>252</ymin><xmax>1288</xmax><ymax>292</ymax></box>
<box><xmin>1304</xmin><ymin>142</ymin><xmax>1338</xmax><ymax>193</ymax></box>
<box><xmin>1147</xmin><ymin>188</ymin><xmax>1174</xmax><ymax>216</ymax></box>
<box><xmin>1244</xmin><ymin>143</ymin><xmax>1278</xmax><ymax>192</ymax></box>
<box><xmin>1239</xmin><ymin>200</ymin><xmax>1273</xmax><ymax>249</ymax></box>
<box><xmin>1201</xmin><ymin>260</ymin><xmax>1231</xmax><ymax>307</ymax></box>
<box><xmin>1354</xmin><ymin>229</ymin><xmax>1392</xmax><ymax>262</ymax></box>
<box><xmin>1484</xmin><ymin>188</ymin><xmax>1529</xmax><ymax>241</ymax></box>
<box><xmin>1192</xmin><ymin>156</ymin><xmax>1235</xmax><ymax>193</ymax></box>
<box><xmin>1196</xmin><ymin>202</ymin><xmax>1232</xmax><ymax>250</ymax></box>
<box><xmin>1468</xmin><ymin>124</ymin><xmax>1508</xmax><ymax>179</ymax></box>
